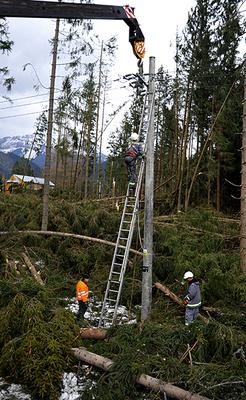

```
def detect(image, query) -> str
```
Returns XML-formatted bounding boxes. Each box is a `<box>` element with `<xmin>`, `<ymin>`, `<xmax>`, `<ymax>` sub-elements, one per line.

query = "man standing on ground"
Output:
<box><xmin>124</xmin><ymin>132</ymin><xmax>144</xmax><ymax>189</ymax></box>
<box><xmin>76</xmin><ymin>274</ymin><xmax>90</xmax><ymax>321</ymax></box>
<box><xmin>182</xmin><ymin>271</ymin><xmax>201</xmax><ymax>326</ymax></box>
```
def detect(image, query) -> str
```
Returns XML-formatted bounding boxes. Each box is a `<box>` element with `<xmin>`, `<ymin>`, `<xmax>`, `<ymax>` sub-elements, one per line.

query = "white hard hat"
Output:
<box><xmin>131</xmin><ymin>132</ymin><xmax>138</xmax><ymax>141</ymax></box>
<box><xmin>183</xmin><ymin>271</ymin><xmax>194</xmax><ymax>280</ymax></box>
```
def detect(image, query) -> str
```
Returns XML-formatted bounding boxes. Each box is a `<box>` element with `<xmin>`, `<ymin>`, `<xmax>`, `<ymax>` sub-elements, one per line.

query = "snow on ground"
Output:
<box><xmin>0</xmin><ymin>378</ymin><xmax>31</xmax><ymax>399</ymax></box>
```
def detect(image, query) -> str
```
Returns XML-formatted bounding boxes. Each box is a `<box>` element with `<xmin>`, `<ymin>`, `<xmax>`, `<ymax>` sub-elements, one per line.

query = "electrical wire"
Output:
<box><xmin>0</xmin><ymin>110</ymin><xmax>48</xmax><ymax>120</ymax></box>
<box><xmin>0</xmin><ymin>92</ymin><xmax>50</xmax><ymax>104</ymax></box>
<box><xmin>0</xmin><ymin>99</ymin><xmax>56</xmax><ymax>111</ymax></box>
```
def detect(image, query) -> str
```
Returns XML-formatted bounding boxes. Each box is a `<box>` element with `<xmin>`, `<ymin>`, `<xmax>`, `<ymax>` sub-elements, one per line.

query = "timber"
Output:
<box><xmin>155</xmin><ymin>282</ymin><xmax>209</xmax><ymax>324</ymax></box>
<box><xmin>22</xmin><ymin>253</ymin><xmax>44</xmax><ymax>285</ymax></box>
<box><xmin>0</xmin><ymin>230</ymin><xmax>142</xmax><ymax>256</ymax></box>
<box><xmin>72</xmin><ymin>347</ymin><xmax>211</xmax><ymax>400</ymax></box>
<box><xmin>79</xmin><ymin>327</ymin><xmax>107</xmax><ymax>340</ymax></box>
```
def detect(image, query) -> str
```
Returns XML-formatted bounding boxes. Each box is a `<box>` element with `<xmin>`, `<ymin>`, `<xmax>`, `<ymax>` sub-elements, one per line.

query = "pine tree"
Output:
<box><xmin>0</xmin><ymin>18</ymin><xmax>14</xmax><ymax>91</ymax></box>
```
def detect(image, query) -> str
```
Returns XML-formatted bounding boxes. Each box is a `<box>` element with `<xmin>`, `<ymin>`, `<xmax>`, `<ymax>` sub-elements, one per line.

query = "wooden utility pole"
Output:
<box><xmin>41</xmin><ymin>15</ymin><xmax>60</xmax><ymax>230</ymax></box>
<box><xmin>141</xmin><ymin>57</ymin><xmax>155</xmax><ymax>320</ymax></box>
<box><xmin>240</xmin><ymin>61</ymin><xmax>246</xmax><ymax>273</ymax></box>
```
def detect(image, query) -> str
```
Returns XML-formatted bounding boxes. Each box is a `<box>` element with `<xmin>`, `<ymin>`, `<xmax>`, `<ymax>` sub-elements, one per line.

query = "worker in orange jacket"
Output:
<box><xmin>76</xmin><ymin>274</ymin><xmax>90</xmax><ymax>321</ymax></box>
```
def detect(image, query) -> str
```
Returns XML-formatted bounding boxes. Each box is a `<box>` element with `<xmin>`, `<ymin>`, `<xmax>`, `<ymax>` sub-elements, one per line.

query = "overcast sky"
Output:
<box><xmin>0</xmin><ymin>0</ymin><xmax>196</xmax><ymax>152</ymax></box>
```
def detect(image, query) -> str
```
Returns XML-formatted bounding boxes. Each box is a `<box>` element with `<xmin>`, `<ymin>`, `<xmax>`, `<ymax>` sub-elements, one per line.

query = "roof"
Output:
<box><xmin>7</xmin><ymin>174</ymin><xmax>55</xmax><ymax>187</ymax></box>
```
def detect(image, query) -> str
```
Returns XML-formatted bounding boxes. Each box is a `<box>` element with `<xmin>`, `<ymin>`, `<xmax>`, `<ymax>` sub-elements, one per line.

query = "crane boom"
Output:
<box><xmin>0</xmin><ymin>0</ymin><xmax>145</xmax><ymax>68</ymax></box>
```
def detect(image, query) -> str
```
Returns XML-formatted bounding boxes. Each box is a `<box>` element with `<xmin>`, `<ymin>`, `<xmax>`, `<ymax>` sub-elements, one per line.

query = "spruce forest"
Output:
<box><xmin>0</xmin><ymin>1</ymin><xmax>246</xmax><ymax>399</ymax></box>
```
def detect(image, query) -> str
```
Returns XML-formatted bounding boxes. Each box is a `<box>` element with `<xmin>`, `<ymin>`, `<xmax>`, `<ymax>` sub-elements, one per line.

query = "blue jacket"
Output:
<box><xmin>184</xmin><ymin>279</ymin><xmax>201</xmax><ymax>308</ymax></box>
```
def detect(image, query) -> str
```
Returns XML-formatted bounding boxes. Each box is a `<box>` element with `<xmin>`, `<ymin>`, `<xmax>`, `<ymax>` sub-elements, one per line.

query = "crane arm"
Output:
<box><xmin>0</xmin><ymin>0</ymin><xmax>145</xmax><ymax>67</ymax></box>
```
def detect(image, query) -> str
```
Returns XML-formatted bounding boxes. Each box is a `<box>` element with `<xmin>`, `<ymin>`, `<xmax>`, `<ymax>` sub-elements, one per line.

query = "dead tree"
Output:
<box><xmin>72</xmin><ymin>347</ymin><xmax>210</xmax><ymax>400</ymax></box>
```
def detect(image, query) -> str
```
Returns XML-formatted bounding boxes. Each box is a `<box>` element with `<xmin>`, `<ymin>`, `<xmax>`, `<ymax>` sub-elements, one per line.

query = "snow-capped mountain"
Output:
<box><xmin>0</xmin><ymin>134</ymin><xmax>35</xmax><ymax>155</ymax></box>
<box><xmin>0</xmin><ymin>135</ymin><xmax>44</xmax><ymax>178</ymax></box>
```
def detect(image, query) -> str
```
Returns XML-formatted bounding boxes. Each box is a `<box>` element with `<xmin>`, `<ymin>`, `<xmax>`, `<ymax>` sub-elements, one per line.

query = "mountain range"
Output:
<box><xmin>0</xmin><ymin>134</ymin><xmax>44</xmax><ymax>178</ymax></box>
<box><xmin>0</xmin><ymin>134</ymin><xmax>108</xmax><ymax>180</ymax></box>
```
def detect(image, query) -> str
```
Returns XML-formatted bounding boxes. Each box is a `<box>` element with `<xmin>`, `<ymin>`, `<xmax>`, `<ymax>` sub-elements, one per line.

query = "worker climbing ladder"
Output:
<box><xmin>99</xmin><ymin>89</ymin><xmax>155</xmax><ymax>327</ymax></box>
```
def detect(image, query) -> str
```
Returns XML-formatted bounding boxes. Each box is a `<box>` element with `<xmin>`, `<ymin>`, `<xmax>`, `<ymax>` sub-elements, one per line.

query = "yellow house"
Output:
<box><xmin>5</xmin><ymin>174</ymin><xmax>55</xmax><ymax>193</ymax></box>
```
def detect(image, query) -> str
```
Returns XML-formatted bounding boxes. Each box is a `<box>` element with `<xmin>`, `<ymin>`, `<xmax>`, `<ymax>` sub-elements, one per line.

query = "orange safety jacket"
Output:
<box><xmin>76</xmin><ymin>280</ymin><xmax>89</xmax><ymax>302</ymax></box>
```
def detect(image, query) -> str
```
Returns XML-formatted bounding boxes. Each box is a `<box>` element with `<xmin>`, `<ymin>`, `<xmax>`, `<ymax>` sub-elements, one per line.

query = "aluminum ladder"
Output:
<box><xmin>99</xmin><ymin>90</ymin><xmax>154</xmax><ymax>327</ymax></box>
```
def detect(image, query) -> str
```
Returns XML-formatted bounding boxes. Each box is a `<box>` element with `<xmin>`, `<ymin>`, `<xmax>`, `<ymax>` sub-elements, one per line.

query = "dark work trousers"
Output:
<box><xmin>185</xmin><ymin>306</ymin><xmax>200</xmax><ymax>325</ymax></box>
<box><xmin>125</xmin><ymin>156</ymin><xmax>137</xmax><ymax>182</ymax></box>
<box><xmin>77</xmin><ymin>301</ymin><xmax>88</xmax><ymax>320</ymax></box>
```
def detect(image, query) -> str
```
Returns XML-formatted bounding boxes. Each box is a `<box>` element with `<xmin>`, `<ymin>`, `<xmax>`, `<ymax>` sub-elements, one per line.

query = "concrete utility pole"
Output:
<box><xmin>41</xmin><ymin>15</ymin><xmax>60</xmax><ymax>231</ymax></box>
<box><xmin>141</xmin><ymin>56</ymin><xmax>155</xmax><ymax>320</ymax></box>
<box><xmin>240</xmin><ymin>60</ymin><xmax>246</xmax><ymax>273</ymax></box>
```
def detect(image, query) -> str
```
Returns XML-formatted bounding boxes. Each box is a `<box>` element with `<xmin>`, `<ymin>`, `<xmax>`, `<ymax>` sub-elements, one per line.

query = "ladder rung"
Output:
<box><xmin>121</xmin><ymin>229</ymin><xmax>130</xmax><ymax>232</ymax></box>
<box><xmin>109</xmin><ymin>289</ymin><xmax>119</xmax><ymax>293</ymax></box>
<box><xmin>110</xmin><ymin>280</ymin><xmax>120</xmax><ymax>284</ymax></box>
<box><xmin>115</xmin><ymin>254</ymin><xmax>124</xmax><ymax>257</ymax></box>
<box><xmin>125</xmin><ymin>213</ymin><xmax>133</xmax><ymax>215</ymax></box>
<box><xmin>106</xmin><ymin>298</ymin><xmax>117</xmax><ymax>302</ymax></box>
<box><xmin>119</xmin><ymin>237</ymin><xmax>127</xmax><ymax>240</ymax></box>
<box><xmin>113</xmin><ymin>262</ymin><xmax>123</xmax><ymax>266</ymax></box>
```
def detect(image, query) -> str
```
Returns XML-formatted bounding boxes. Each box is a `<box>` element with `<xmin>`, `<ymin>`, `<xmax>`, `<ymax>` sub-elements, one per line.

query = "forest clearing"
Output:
<box><xmin>0</xmin><ymin>0</ymin><xmax>246</xmax><ymax>399</ymax></box>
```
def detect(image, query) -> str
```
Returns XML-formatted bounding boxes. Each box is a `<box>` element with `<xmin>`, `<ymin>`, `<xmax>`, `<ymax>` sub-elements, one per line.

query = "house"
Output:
<box><xmin>4</xmin><ymin>174</ymin><xmax>55</xmax><ymax>193</ymax></box>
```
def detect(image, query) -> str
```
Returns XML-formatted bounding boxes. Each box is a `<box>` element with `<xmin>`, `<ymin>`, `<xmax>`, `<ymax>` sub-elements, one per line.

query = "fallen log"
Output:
<box><xmin>155</xmin><ymin>282</ymin><xmax>209</xmax><ymax>324</ymax></box>
<box><xmin>79</xmin><ymin>327</ymin><xmax>107</xmax><ymax>340</ymax></box>
<box><xmin>22</xmin><ymin>253</ymin><xmax>44</xmax><ymax>285</ymax></box>
<box><xmin>0</xmin><ymin>230</ymin><xmax>142</xmax><ymax>256</ymax></box>
<box><xmin>72</xmin><ymin>347</ymin><xmax>210</xmax><ymax>400</ymax></box>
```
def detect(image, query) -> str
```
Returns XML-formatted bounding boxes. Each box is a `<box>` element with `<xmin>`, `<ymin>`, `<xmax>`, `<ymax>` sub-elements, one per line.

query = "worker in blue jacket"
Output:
<box><xmin>124</xmin><ymin>132</ymin><xmax>144</xmax><ymax>187</ymax></box>
<box><xmin>182</xmin><ymin>271</ymin><xmax>201</xmax><ymax>326</ymax></box>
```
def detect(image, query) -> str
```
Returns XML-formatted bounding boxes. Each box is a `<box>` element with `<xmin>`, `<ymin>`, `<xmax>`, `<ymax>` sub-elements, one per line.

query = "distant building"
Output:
<box><xmin>5</xmin><ymin>174</ymin><xmax>55</xmax><ymax>193</ymax></box>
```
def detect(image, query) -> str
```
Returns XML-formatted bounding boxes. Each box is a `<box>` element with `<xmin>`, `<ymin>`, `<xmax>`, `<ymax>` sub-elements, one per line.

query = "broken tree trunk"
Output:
<box><xmin>22</xmin><ymin>253</ymin><xmax>44</xmax><ymax>285</ymax></box>
<box><xmin>79</xmin><ymin>327</ymin><xmax>107</xmax><ymax>340</ymax></box>
<box><xmin>0</xmin><ymin>230</ymin><xmax>142</xmax><ymax>256</ymax></box>
<box><xmin>155</xmin><ymin>282</ymin><xmax>209</xmax><ymax>324</ymax></box>
<box><xmin>72</xmin><ymin>347</ymin><xmax>210</xmax><ymax>400</ymax></box>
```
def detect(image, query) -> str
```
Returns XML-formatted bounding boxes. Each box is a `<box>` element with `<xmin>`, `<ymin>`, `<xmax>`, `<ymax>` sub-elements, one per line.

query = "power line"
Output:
<box><xmin>0</xmin><ymin>90</ymin><xmax>61</xmax><ymax>104</ymax></box>
<box><xmin>0</xmin><ymin>110</ymin><xmax>47</xmax><ymax>120</ymax></box>
<box><xmin>0</xmin><ymin>99</ymin><xmax>55</xmax><ymax>111</ymax></box>
<box><xmin>0</xmin><ymin>92</ymin><xmax>49</xmax><ymax>104</ymax></box>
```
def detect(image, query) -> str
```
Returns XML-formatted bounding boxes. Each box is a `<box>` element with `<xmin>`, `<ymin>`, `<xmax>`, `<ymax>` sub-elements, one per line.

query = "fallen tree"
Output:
<box><xmin>22</xmin><ymin>252</ymin><xmax>45</xmax><ymax>286</ymax></box>
<box><xmin>72</xmin><ymin>347</ymin><xmax>210</xmax><ymax>400</ymax></box>
<box><xmin>0</xmin><ymin>230</ymin><xmax>142</xmax><ymax>256</ymax></box>
<box><xmin>155</xmin><ymin>282</ymin><xmax>209</xmax><ymax>324</ymax></box>
<box><xmin>79</xmin><ymin>327</ymin><xmax>107</xmax><ymax>340</ymax></box>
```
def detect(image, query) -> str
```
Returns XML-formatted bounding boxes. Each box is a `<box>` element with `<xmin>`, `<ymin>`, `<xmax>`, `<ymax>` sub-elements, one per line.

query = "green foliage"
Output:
<box><xmin>85</xmin><ymin>321</ymin><xmax>246</xmax><ymax>400</ymax></box>
<box><xmin>0</xmin><ymin>292</ymin><xmax>80</xmax><ymax>400</ymax></box>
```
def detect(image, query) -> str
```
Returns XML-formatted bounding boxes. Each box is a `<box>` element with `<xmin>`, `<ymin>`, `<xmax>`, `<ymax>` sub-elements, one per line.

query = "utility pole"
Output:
<box><xmin>41</xmin><ymin>14</ymin><xmax>60</xmax><ymax>231</ymax></box>
<box><xmin>240</xmin><ymin>60</ymin><xmax>246</xmax><ymax>273</ymax></box>
<box><xmin>141</xmin><ymin>56</ymin><xmax>155</xmax><ymax>320</ymax></box>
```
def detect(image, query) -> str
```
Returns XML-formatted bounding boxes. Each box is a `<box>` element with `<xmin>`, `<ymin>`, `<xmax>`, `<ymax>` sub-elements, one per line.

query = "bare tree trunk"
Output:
<box><xmin>72</xmin><ymin>347</ymin><xmax>210</xmax><ymax>400</ymax></box>
<box><xmin>240</xmin><ymin>61</ymin><xmax>246</xmax><ymax>273</ymax></box>
<box><xmin>92</xmin><ymin>42</ymin><xmax>103</xmax><ymax>197</ymax></box>
<box><xmin>0</xmin><ymin>230</ymin><xmax>142</xmax><ymax>256</ymax></box>
<box><xmin>80</xmin><ymin>327</ymin><xmax>107</xmax><ymax>339</ymax></box>
<box><xmin>186</xmin><ymin>81</ymin><xmax>236</xmax><ymax>209</ymax></box>
<box><xmin>208</xmin><ymin>141</ymin><xmax>212</xmax><ymax>206</ymax></box>
<box><xmin>41</xmin><ymin>14</ymin><xmax>60</xmax><ymax>231</ymax></box>
<box><xmin>73</xmin><ymin>121</ymin><xmax>85</xmax><ymax>189</ymax></box>
<box><xmin>177</xmin><ymin>80</ymin><xmax>192</xmax><ymax>211</ymax></box>
<box><xmin>216</xmin><ymin>144</ymin><xmax>221</xmax><ymax>212</ymax></box>
<box><xmin>22</xmin><ymin>253</ymin><xmax>44</xmax><ymax>285</ymax></box>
